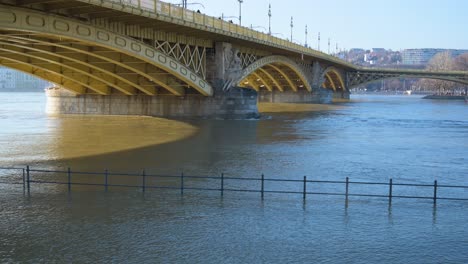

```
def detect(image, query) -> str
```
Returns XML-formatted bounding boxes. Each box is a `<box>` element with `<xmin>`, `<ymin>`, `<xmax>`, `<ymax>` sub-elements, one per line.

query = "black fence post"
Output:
<box><xmin>104</xmin><ymin>169</ymin><xmax>109</xmax><ymax>192</ymax></box>
<box><xmin>22</xmin><ymin>168</ymin><xmax>25</xmax><ymax>192</ymax></box>
<box><xmin>26</xmin><ymin>165</ymin><xmax>30</xmax><ymax>194</ymax></box>
<box><xmin>221</xmin><ymin>173</ymin><xmax>224</xmax><ymax>197</ymax></box>
<box><xmin>142</xmin><ymin>169</ymin><xmax>146</xmax><ymax>193</ymax></box>
<box><xmin>389</xmin><ymin>178</ymin><xmax>393</xmax><ymax>204</ymax></box>
<box><xmin>433</xmin><ymin>180</ymin><xmax>438</xmax><ymax>205</ymax></box>
<box><xmin>261</xmin><ymin>174</ymin><xmax>264</xmax><ymax>199</ymax></box>
<box><xmin>67</xmin><ymin>167</ymin><xmax>71</xmax><ymax>192</ymax></box>
<box><xmin>345</xmin><ymin>177</ymin><xmax>349</xmax><ymax>201</ymax></box>
<box><xmin>303</xmin><ymin>176</ymin><xmax>307</xmax><ymax>201</ymax></box>
<box><xmin>180</xmin><ymin>172</ymin><xmax>184</xmax><ymax>195</ymax></box>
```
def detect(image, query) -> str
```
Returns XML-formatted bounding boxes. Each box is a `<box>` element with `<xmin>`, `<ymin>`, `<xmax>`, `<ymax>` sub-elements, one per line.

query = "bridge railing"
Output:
<box><xmin>92</xmin><ymin>0</ymin><xmax>355</xmax><ymax>68</ymax></box>
<box><xmin>2</xmin><ymin>166</ymin><xmax>468</xmax><ymax>205</ymax></box>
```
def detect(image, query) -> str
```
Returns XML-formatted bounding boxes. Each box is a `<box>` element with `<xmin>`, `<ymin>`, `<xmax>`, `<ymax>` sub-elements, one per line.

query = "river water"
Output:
<box><xmin>1</xmin><ymin>92</ymin><xmax>467</xmax><ymax>263</ymax></box>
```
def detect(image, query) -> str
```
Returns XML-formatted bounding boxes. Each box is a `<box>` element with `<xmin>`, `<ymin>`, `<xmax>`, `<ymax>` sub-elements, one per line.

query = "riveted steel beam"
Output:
<box><xmin>0</xmin><ymin>5</ymin><xmax>213</xmax><ymax>95</ymax></box>
<box><xmin>252</xmin><ymin>72</ymin><xmax>273</xmax><ymax>92</ymax></box>
<box><xmin>0</xmin><ymin>56</ymin><xmax>101</xmax><ymax>94</ymax></box>
<box><xmin>0</xmin><ymin>45</ymin><xmax>133</xmax><ymax>95</ymax></box>
<box><xmin>239</xmin><ymin>56</ymin><xmax>312</xmax><ymax>92</ymax></box>
<box><xmin>267</xmin><ymin>64</ymin><xmax>298</xmax><ymax>92</ymax></box>
<box><xmin>0</xmin><ymin>38</ymin><xmax>154</xmax><ymax>95</ymax></box>
<box><xmin>258</xmin><ymin>68</ymin><xmax>284</xmax><ymax>92</ymax></box>
<box><xmin>0</xmin><ymin>35</ymin><xmax>186</xmax><ymax>96</ymax></box>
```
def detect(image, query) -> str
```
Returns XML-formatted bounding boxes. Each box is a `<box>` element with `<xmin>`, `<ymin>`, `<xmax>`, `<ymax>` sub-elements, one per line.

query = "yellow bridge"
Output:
<box><xmin>0</xmin><ymin>0</ymin><xmax>466</xmax><ymax>118</ymax></box>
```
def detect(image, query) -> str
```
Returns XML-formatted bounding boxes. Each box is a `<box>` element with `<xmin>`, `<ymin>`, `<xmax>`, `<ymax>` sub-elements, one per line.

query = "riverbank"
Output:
<box><xmin>422</xmin><ymin>94</ymin><xmax>467</xmax><ymax>100</ymax></box>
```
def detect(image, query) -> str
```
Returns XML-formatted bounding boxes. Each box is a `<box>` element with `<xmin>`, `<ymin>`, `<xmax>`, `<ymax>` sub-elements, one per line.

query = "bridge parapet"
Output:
<box><xmin>75</xmin><ymin>0</ymin><xmax>355</xmax><ymax>69</ymax></box>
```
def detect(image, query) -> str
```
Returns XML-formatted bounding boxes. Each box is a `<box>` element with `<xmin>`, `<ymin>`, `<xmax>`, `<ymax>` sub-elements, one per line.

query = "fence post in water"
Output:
<box><xmin>26</xmin><ymin>165</ymin><xmax>30</xmax><ymax>194</ymax></box>
<box><xmin>261</xmin><ymin>174</ymin><xmax>265</xmax><ymax>199</ymax></box>
<box><xmin>433</xmin><ymin>180</ymin><xmax>438</xmax><ymax>205</ymax></box>
<box><xmin>389</xmin><ymin>178</ymin><xmax>393</xmax><ymax>204</ymax></box>
<box><xmin>345</xmin><ymin>177</ymin><xmax>349</xmax><ymax>201</ymax></box>
<box><xmin>104</xmin><ymin>169</ymin><xmax>108</xmax><ymax>192</ymax></box>
<box><xmin>181</xmin><ymin>172</ymin><xmax>184</xmax><ymax>195</ymax></box>
<box><xmin>303</xmin><ymin>176</ymin><xmax>307</xmax><ymax>201</ymax></box>
<box><xmin>142</xmin><ymin>169</ymin><xmax>146</xmax><ymax>193</ymax></box>
<box><xmin>67</xmin><ymin>167</ymin><xmax>71</xmax><ymax>192</ymax></box>
<box><xmin>22</xmin><ymin>168</ymin><xmax>25</xmax><ymax>192</ymax></box>
<box><xmin>221</xmin><ymin>173</ymin><xmax>224</xmax><ymax>197</ymax></box>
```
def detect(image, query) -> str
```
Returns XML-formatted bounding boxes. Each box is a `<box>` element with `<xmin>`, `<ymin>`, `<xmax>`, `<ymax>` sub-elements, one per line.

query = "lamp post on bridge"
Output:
<box><xmin>251</xmin><ymin>24</ymin><xmax>267</xmax><ymax>32</ymax></box>
<box><xmin>178</xmin><ymin>1</ymin><xmax>204</xmax><ymax>9</ymax></box>
<box><xmin>305</xmin><ymin>25</ymin><xmax>308</xmax><ymax>47</ymax></box>
<box><xmin>238</xmin><ymin>0</ymin><xmax>243</xmax><ymax>26</ymax></box>
<box><xmin>318</xmin><ymin>32</ymin><xmax>320</xmax><ymax>51</ymax></box>
<box><xmin>268</xmin><ymin>4</ymin><xmax>271</xmax><ymax>35</ymax></box>
<box><xmin>290</xmin><ymin>16</ymin><xmax>293</xmax><ymax>42</ymax></box>
<box><xmin>328</xmin><ymin>38</ymin><xmax>331</xmax><ymax>54</ymax></box>
<box><xmin>221</xmin><ymin>13</ymin><xmax>239</xmax><ymax>22</ymax></box>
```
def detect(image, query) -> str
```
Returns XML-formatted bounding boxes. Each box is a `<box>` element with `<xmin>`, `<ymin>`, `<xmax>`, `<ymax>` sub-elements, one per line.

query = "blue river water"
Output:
<box><xmin>0</xmin><ymin>92</ymin><xmax>467</xmax><ymax>263</ymax></box>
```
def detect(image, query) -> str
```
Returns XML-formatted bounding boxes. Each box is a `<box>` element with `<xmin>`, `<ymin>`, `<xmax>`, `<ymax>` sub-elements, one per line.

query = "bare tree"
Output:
<box><xmin>454</xmin><ymin>53</ymin><xmax>468</xmax><ymax>95</ymax></box>
<box><xmin>454</xmin><ymin>53</ymin><xmax>468</xmax><ymax>70</ymax></box>
<box><xmin>418</xmin><ymin>51</ymin><xmax>455</xmax><ymax>94</ymax></box>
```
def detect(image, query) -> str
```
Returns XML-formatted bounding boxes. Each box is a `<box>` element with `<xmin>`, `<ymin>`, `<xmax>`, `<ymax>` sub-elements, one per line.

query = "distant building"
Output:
<box><xmin>401</xmin><ymin>49</ymin><xmax>468</xmax><ymax>65</ymax></box>
<box><xmin>371</xmin><ymin>48</ymin><xmax>386</xmax><ymax>54</ymax></box>
<box><xmin>0</xmin><ymin>66</ymin><xmax>50</xmax><ymax>91</ymax></box>
<box><xmin>0</xmin><ymin>68</ymin><xmax>15</xmax><ymax>89</ymax></box>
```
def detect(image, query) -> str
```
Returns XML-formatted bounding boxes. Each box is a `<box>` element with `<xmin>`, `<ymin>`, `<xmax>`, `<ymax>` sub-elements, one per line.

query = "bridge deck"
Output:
<box><xmin>10</xmin><ymin>0</ymin><xmax>356</xmax><ymax>69</ymax></box>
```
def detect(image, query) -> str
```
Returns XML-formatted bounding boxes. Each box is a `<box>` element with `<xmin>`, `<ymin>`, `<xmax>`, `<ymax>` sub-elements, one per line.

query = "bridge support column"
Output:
<box><xmin>258</xmin><ymin>88</ymin><xmax>332</xmax><ymax>104</ymax></box>
<box><xmin>46</xmin><ymin>88</ymin><xmax>258</xmax><ymax>119</ymax></box>
<box><xmin>332</xmin><ymin>91</ymin><xmax>350</xmax><ymax>102</ymax></box>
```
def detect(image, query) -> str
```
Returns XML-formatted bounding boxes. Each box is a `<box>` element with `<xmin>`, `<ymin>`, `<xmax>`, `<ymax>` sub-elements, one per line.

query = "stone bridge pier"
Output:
<box><xmin>47</xmin><ymin>41</ymin><xmax>340</xmax><ymax>119</ymax></box>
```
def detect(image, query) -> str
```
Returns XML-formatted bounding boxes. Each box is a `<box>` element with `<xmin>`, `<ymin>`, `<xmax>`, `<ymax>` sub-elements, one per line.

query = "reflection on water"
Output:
<box><xmin>47</xmin><ymin>115</ymin><xmax>197</xmax><ymax>160</ymax></box>
<box><xmin>1</xmin><ymin>93</ymin><xmax>468</xmax><ymax>263</ymax></box>
<box><xmin>258</xmin><ymin>102</ymin><xmax>346</xmax><ymax>112</ymax></box>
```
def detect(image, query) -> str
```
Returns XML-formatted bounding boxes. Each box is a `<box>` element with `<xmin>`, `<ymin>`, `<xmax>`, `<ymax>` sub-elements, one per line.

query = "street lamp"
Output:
<box><xmin>318</xmin><ymin>32</ymin><xmax>320</xmax><ymax>51</ymax></box>
<box><xmin>221</xmin><ymin>13</ymin><xmax>239</xmax><ymax>22</ymax></box>
<box><xmin>305</xmin><ymin>25</ymin><xmax>308</xmax><ymax>47</ymax></box>
<box><xmin>238</xmin><ymin>0</ymin><xmax>243</xmax><ymax>26</ymax></box>
<box><xmin>268</xmin><ymin>4</ymin><xmax>271</xmax><ymax>35</ymax></box>
<box><xmin>177</xmin><ymin>1</ymin><xmax>205</xmax><ymax>9</ymax></box>
<box><xmin>271</xmin><ymin>32</ymin><xmax>285</xmax><ymax>38</ymax></box>
<box><xmin>328</xmin><ymin>38</ymin><xmax>331</xmax><ymax>54</ymax></box>
<box><xmin>290</xmin><ymin>16</ymin><xmax>293</xmax><ymax>42</ymax></box>
<box><xmin>251</xmin><ymin>24</ymin><xmax>267</xmax><ymax>32</ymax></box>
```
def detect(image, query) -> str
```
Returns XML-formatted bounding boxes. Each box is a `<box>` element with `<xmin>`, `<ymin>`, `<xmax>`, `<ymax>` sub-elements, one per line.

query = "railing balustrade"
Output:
<box><xmin>1</xmin><ymin>166</ymin><xmax>467</xmax><ymax>205</ymax></box>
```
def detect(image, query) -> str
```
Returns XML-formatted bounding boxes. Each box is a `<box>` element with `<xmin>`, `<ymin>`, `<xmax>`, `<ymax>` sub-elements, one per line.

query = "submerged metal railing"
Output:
<box><xmin>1</xmin><ymin>166</ymin><xmax>468</xmax><ymax>204</ymax></box>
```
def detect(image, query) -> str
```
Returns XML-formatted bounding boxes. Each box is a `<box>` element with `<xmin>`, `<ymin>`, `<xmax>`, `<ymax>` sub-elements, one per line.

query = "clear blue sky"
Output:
<box><xmin>165</xmin><ymin>0</ymin><xmax>467</xmax><ymax>51</ymax></box>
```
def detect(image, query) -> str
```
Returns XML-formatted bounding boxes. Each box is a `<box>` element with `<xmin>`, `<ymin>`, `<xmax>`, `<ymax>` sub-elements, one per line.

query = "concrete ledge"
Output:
<box><xmin>46</xmin><ymin>87</ymin><xmax>259</xmax><ymax>119</ymax></box>
<box><xmin>258</xmin><ymin>89</ymin><xmax>332</xmax><ymax>104</ymax></box>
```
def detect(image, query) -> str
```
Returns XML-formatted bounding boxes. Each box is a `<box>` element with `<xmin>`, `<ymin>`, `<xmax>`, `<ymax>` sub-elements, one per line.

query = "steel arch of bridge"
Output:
<box><xmin>237</xmin><ymin>55</ymin><xmax>312</xmax><ymax>92</ymax></box>
<box><xmin>0</xmin><ymin>5</ymin><xmax>212</xmax><ymax>96</ymax></box>
<box><xmin>322</xmin><ymin>66</ymin><xmax>346</xmax><ymax>92</ymax></box>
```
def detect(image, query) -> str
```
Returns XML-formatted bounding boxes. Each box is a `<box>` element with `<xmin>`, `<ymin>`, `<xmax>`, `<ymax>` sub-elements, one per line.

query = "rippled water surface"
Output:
<box><xmin>1</xmin><ymin>93</ymin><xmax>467</xmax><ymax>263</ymax></box>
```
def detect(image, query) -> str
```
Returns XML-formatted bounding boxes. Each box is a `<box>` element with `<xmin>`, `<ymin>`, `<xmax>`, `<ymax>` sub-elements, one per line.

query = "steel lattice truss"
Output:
<box><xmin>347</xmin><ymin>70</ymin><xmax>468</xmax><ymax>88</ymax></box>
<box><xmin>239</xmin><ymin>53</ymin><xmax>258</xmax><ymax>69</ymax></box>
<box><xmin>154</xmin><ymin>40</ymin><xmax>206</xmax><ymax>78</ymax></box>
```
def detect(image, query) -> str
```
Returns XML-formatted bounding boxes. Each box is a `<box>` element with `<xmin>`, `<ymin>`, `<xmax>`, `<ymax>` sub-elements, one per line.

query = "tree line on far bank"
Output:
<box><xmin>418</xmin><ymin>52</ymin><xmax>468</xmax><ymax>94</ymax></box>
